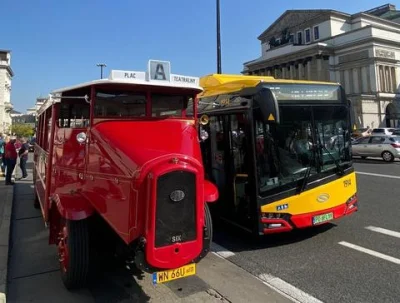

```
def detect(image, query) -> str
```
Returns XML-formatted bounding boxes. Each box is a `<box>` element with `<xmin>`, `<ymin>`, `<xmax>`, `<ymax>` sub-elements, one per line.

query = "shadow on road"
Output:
<box><xmin>213</xmin><ymin>220</ymin><xmax>336</xmax><ymax>254</ymax></box>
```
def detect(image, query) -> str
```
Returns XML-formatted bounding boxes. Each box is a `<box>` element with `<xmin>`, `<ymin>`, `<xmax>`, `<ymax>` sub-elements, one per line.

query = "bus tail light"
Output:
<box><xmin>261</xmin><ymin>212</ymin><xmax>293</xmax><ymax>234</ymax></box>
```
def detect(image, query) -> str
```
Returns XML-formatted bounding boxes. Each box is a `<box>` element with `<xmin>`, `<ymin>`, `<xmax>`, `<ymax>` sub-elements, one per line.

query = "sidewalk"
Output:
<box><xmin>5</xmin><ymin>162</ymin><xmax>292</xmax><ymax>303</ymax></box>
<box><xmin>0</xmin><ymin>173</ymin><xmax>15</xmax><ymax>303</ymax></box>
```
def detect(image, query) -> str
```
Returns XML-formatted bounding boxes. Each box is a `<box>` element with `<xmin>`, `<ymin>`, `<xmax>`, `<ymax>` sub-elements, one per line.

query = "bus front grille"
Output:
<box><xmin>155</xmin><ymin>171</ymin><xmax>197</xmax><ymax>248</ymax></box>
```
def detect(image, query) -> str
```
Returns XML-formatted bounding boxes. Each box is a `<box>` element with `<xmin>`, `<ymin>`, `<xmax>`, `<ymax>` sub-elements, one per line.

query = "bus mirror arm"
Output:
<box><xmin>254</xmin><ymin>88</ymin><xmax>280</xmax><ymax>124</ymax></box>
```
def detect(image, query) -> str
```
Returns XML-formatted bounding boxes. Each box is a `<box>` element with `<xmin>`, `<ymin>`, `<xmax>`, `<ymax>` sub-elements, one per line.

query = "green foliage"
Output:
<box><xmin>10</xmin><ymin>123</ymin><xmax>35</xmax><ymax>138</ymax></box>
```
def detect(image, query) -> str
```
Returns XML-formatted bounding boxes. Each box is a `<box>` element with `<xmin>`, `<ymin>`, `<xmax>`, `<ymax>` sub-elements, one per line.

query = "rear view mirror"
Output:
<box><xmin>253</xmin><ymin>88</ymin><xmax>280</xmax><ymax>124</ymax></box>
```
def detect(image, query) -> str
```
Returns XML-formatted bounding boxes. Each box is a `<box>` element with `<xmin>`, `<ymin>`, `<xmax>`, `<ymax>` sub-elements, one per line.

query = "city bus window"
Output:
<box><xmin>151</xmin><ymin>94</ymin><xmax>189</xmax><ymax>117</ymax></box>
<box><xmin>229</xmin><ymin>114</ymin><xmax>247</xmax><ymax>174</ymax></box>
<box><xmin>209</xmin><ymin>116</ymin><xmax>226</xmax><ymax>189</ymax></box>
<box><xmin>94</xmin><ymin>91</ymin><xmax>146</xmax><ymax>117</ymax></box>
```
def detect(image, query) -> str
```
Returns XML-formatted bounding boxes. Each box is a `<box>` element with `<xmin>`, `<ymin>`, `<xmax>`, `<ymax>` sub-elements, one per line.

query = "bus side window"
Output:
<box><xmin>58</xmin><ymin>103</ymin><xmax>90</xmax><ymax>128</ymax></box>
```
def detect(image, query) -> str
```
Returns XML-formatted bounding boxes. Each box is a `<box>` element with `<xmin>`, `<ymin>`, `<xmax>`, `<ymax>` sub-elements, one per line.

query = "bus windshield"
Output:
<box><xmin>93</xmin><ymin>90</ymin><xmax>194</xmax><ymax>119</ymax></box>
<box><xmin>255</xmin><ymin>104</ymin><xmax>351</xmax><ymax>196</ymax></box>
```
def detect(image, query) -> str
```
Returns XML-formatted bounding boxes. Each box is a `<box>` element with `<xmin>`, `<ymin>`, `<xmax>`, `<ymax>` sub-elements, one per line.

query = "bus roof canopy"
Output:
<box><xmin>199</xmin><ymin>74</ymin><xmax>339</xmax><ymax>98</ymax></box>
<box><xmin>51</xmin><ymin>60</ymin><xmax>203</xmax><ymax>95</ymax></box>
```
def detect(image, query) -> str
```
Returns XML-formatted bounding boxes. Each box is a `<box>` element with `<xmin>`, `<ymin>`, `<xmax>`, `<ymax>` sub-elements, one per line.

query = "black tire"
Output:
<box><xmin>59</xmin><ymin>219</ymin><xmax>90</xmax><ymax>290</ymax></box>
<box><xmin>381</xmin><ymin>151</ymin><xmax>394</xmax><ymax>162</ymax></box>
<box><xmin>193</xmin><ymin>203</ymin><xmax>213</xmax><ymax>263</ymax></box>
<box><xmin>204</xmin><ymin>203</ymin><xmax>213</xmax><ymax>245</ymax></box>
<box><xmin>33</xmin><ymin>193</ymin><xmax>40</xmax><ymax>209</ymax></box>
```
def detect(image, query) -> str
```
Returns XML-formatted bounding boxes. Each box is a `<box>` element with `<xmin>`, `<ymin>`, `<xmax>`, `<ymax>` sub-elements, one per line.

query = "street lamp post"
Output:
<box><xmin>96</xmin><ymin>63</ymin><xmax>107</xmax><ymax>79</ymax></box>
<box><xmin>216</xmin><ymin>0</ymin><xmax>222</xmax><ymax>74</ymax></box>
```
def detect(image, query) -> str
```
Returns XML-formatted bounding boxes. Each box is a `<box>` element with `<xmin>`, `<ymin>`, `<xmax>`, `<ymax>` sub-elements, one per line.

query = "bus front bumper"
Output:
<box><xmin>261</xmin><ymin>194</ymin><xmax>358</xmax><ymax>234</ymax></box>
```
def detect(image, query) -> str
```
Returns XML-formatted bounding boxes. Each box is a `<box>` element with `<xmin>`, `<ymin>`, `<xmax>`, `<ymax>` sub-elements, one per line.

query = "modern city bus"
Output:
<box><xmin>33</xmin><ymin>60</ymin><xmax>218</xmax><ymax>289</ymax></box>
<box><xmin>196</xmin><ymin>74</ymin><xmax>358</xmax><ymax>236</ymax></box>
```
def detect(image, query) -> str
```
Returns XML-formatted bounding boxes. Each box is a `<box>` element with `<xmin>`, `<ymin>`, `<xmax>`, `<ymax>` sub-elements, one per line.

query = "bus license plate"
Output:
<box><xmin>152</xmin><ymin>263</ymin><xmax>196</xmax><ymax>285</ymax></box>
<box><xmin>312</xmin><ymin>212</ymin><xmax>334</xmax><ymax>225</ymax></box>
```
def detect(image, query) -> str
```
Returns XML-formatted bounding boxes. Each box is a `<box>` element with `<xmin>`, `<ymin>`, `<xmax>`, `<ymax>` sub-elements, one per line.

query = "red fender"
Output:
<box><xmin>51</xmin><ymin>193</ymin><xmax>95</xmax><ymax>220</ymax></box>
<box><xmin>204</xmin><ymin>180</ymin><xmax>219</xmax><ymax>202</ymax></box>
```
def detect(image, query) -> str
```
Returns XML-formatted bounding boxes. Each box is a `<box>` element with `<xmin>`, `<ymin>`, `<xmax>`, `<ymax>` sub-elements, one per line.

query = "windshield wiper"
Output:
<box><xmin>314</xmin><ymin>128</ymin><xmax>345</xmax><ymax>175</ymax></box>
<box><xmin>299</xmin><ymin>166</ymin><xmax>312</xmax><ymax>193</ymax></box>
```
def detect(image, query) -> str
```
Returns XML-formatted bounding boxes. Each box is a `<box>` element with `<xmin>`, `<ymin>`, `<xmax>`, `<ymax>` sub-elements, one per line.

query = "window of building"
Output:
<box><xmin>297</xmin><ymin>31</ymin><xmax>303</xmax><ymax>44</ymax></box>
<box><xmin>289</xmin><ymin>34</ymin><xmax>294</xmax><ymax>43</ymax></box>
<box><xmin>305</xmin><ymin>28</ymin><xmax>311</xmax><ymax>43</ymax></box>
<box><xmin>314</xmin><ymin>26</ymin><xmax>320</xmax><ymax>40</ymax></box>
<box><xmin>276</xmin><ymin>38</ymin><xmax>281</xmax><ymax>45</ymax></box>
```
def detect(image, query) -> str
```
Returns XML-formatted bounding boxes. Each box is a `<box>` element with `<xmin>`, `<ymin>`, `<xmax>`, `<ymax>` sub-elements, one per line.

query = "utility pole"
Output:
<box><xmin>216</xmin><ymin>0</ymin><xmax>222</xmax><ymax>74</ymax></box>
<box><xmin>96</xmin><ymin>63</ymin><xmax>107</xmax><ymax>79</ymax></box>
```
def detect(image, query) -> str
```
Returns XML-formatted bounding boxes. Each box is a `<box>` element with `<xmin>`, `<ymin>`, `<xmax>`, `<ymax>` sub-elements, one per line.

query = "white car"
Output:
<box><xmin>352</xmin><ymin>135</ymin><xmax>400</xmax><ymax>162</ymax></box>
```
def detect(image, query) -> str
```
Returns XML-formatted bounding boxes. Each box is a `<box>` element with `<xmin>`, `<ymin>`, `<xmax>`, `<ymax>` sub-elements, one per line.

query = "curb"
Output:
<box><xmin>0</xmin><ymin>180</ymin><xmax>14</xmax><ymax>303</ymax></box>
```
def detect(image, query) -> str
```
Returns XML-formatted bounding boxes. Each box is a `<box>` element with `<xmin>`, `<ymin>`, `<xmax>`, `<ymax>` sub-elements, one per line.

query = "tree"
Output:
<box><xmin>10</xmin><ymin>123</ymin><xmax>35</xmax><ymax>138</ymax></box>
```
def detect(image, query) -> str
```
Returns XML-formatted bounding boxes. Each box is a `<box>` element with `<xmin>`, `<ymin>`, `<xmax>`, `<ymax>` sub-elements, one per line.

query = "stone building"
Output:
<box><xmin>0</xmin><ymin>49</ymin><xmax>14</xmax><ymax>133</ymax></box>
<box><xmin>242</xmin><ymin>4</ymin><xmax>400</xmax><ymax>129</ymax></box>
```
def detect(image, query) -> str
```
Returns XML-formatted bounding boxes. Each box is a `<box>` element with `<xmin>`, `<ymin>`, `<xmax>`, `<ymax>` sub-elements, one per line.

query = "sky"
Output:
<box><xmin>1</xmin><ymin>0</ymin><xmax>390</xmax><ymax>112</ymax></box>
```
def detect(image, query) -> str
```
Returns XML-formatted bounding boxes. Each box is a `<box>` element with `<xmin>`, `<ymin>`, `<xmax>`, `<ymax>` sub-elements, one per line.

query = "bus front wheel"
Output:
<box><xmin>58</xmin><ymin>218</ymin><xmax>90</xmax><ymax>290</ymax></box>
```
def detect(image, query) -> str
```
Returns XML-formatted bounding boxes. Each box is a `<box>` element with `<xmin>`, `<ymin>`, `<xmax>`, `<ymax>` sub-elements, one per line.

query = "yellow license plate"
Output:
<box><xmin>152</xmin><ymin>263</ymin><xmax>196</xmax><ymax>285</ymax></box>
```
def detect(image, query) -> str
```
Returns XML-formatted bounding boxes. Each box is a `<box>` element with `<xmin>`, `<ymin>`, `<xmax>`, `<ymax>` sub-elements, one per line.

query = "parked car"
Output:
<box><xmin>352</xmin><ymin>135</ymin><xmax>400</xmax><ymax>162</ymax></box>
<box><xmin>370</xmin><ymin>128</ymin><xmax>396</xmax><ymax>136</ymax></box>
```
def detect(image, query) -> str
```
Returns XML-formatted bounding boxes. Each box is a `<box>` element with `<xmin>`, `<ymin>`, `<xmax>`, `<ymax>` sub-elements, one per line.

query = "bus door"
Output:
<box><xmin>226</xmin><ymin>113</ymin><xmax>253</xmax><ymax>229</ymax></box>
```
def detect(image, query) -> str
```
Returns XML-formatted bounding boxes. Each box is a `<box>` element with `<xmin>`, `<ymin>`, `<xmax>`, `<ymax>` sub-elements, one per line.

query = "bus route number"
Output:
<box><xmin>343</xmin><ymin>179</ymin><xmax>351</xmax><ymax>187</ymax></box>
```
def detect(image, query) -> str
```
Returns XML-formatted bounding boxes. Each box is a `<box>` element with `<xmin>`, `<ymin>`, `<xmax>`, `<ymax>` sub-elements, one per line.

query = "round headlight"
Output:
<box><xmin>200</xmin><ymin>129</ymin><xmax>209</xmax><ymax>141</ymax></box>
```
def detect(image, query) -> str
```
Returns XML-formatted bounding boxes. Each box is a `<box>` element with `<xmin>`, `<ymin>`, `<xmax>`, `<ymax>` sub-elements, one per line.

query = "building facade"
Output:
<box><xmin>0</xmin><ymin>50</ymin><xmax>14</xmax><ymax>133</ymax></box>
<box><xmin>243</xmin><ymin>4</ymin><xmax>400</xmax><ymax>129</ymax></box>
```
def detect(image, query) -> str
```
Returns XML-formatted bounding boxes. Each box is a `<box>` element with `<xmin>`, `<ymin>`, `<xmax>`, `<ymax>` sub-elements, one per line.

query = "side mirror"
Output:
<box><xmin>253</xmin><ymin>88</ymin><xmax>280</xmax><ymax>124</ymax></box>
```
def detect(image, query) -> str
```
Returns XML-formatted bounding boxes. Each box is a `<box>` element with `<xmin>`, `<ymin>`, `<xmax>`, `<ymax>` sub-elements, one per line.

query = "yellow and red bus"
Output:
<box><xmin>196</xmin><ymin>74</ymin><xmax>358</xmax><ymax>236</ymax></box>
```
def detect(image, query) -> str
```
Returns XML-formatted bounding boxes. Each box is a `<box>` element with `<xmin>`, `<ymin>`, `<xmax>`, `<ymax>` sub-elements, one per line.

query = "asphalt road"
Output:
<box><xmin>213</xmin><ymin>157</ymin><xmax>400</xmax><ymax>303</ymax></box>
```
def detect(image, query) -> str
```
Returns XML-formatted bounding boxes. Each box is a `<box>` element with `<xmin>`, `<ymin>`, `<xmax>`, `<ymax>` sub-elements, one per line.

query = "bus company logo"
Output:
<box><xmin>170</xmin><ymin>190</ymin><xmax>185</xmax><ymax>202</ymax></box>
<box><xmin>276</xmin><ymin>203</ymin><xmax>288</xmax><ymax>211</ymax></box>
<box><xmin>317</xmin><ymin>193</ymin><xmax>330</xmax><ymax>203</ymax></box>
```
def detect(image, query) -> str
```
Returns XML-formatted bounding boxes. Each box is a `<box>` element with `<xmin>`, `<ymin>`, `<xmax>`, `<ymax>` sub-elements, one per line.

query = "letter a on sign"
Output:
<box><xmin>149</xmin><ymin>60</ymin><xmax>171</xmax><ymax>81</ymax></box>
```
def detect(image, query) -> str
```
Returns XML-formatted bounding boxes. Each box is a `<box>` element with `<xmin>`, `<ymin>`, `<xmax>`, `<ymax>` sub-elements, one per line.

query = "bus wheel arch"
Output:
<box><xmin>193</xmin><ymin>203</ymin><xmax>213</xmax><ymax>263</ymax></box>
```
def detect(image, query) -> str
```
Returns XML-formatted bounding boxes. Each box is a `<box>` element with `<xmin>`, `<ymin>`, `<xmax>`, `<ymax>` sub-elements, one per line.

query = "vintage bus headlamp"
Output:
<box><xmin>76</xmin><ymin>132</ymin><xmax>87</xmax><ymax>144</ymax></box>
<box><xmin>200</xmin><ymin>129</ymin><xmax>209</xmax><ymax>141</ymax></box>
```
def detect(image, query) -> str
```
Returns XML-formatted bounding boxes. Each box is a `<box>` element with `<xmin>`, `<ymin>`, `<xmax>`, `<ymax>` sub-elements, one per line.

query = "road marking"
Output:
<box><xmin>211</xmin><ymin>243</ymin><xmax>322</xmax><ymax>303</ymax></box>
<box><xmin>211</xmin><ymin>242</ymin><xmax>235</xmax><ymax>258</ymax></box>
<box><xmin>258</xmin><ymin>274</ymin><xmax>324</xmax><ymax>303</ymax></box>
<box><xmin>356</xmin><ymin>171</ymin><xmax>400</xmax><ymax>179</ymax></box>
<box><xmin>365</xmin><ymin>226</ymin><xmax>400</xmax><ymax>239</ymax></box>
<box><xmin>338</xmin><ymin>241</ymin><xmax>400</xmax><ymax>265</ymax></box>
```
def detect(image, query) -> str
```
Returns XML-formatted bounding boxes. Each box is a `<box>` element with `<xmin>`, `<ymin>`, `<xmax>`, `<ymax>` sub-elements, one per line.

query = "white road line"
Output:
<box><xmin>365</xmin><ymin>226</ymin><xmax>400</xmax><ymax>239</ymax></box>
<box><xmin>211</xmin><ymin>242</ymin><xmax>322</xmax><ymax>303</ymax></box>
<box><xmin>258</xmin><ymin>274</ymin><xmax>324</xmax><ymax>303</ymax></box>
<box><xmin>211</xmin><ymin>242</ymin><xmax>235</xmax><ymax>258</ymax></box>
<box><xmin>356</xmin><ymin>171</ymin><xmax>400</xmax><ymax>179</ymax></box>
<box><xmin>338</xmin><ymin>241</ymin><xmax>400</xmax><ymax>265</ymax></box>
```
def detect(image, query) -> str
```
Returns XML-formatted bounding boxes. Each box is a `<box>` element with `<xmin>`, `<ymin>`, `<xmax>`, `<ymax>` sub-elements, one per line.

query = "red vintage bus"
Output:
<box><xmin>33</xmin><ymin>60</ymin><xmax>218</xmax><ymax>289</ymax></box>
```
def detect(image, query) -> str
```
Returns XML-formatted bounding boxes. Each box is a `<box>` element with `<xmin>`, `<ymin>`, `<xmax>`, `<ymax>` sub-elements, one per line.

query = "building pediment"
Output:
<box><xmin>258</xmin><ymin>10</ymin><xmax>349</xmax><ymax>42</ymax></box>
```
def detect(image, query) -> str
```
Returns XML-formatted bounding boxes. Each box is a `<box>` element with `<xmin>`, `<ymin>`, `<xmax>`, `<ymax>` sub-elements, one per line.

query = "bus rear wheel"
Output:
<box><xmin>58</xmin><ymin>218</ymin><xmax>90</xmax><ymax>290</ymax></box>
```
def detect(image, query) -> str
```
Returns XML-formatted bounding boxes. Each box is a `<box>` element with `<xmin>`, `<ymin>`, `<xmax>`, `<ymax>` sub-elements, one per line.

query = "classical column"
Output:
<box><xmin>298</xmin><ymin>61</ymin><xmax>304</xmax><ymax>80</ymax></box>
<box><xmin>316</xmin><ymin>54</ymin><xmax>323</xmax><ymax>81</ymax></box>
<box><xmin>306</xmin><ymin>57</ymin><xmax>312</xmax><ymax>80</ymax></box>
<box><xmin>323</xmin><ymin>55</ymin><xmax>330</xmax><ymax>81</ymax></box>
<box><xmin>281</xmin><ymin>64</ymin><xmax>287</xmax><ymax>79</ymax></box>
<box><xmin>289</xmin><ymin>62</ymin><xmax>295</xmax><ymax>79</ymax></box>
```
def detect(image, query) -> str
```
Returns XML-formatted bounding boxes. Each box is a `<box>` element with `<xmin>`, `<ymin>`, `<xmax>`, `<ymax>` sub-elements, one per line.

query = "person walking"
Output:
<box><xmin>18</xmin><ymin>137</ymin><xmax>29</xmax><ymax>179</ymax></box>
<box><xmin>4</xmin><ymin>136</ymin><xmax>17</xmax><ymax>185</ymax></box>
<box><xmin>0</xmin><ymin>134</ymin><xmax>5</xmax><ymax>177</ymax></box>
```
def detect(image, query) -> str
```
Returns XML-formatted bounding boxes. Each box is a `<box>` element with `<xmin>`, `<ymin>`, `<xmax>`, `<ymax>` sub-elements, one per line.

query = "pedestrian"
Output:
<box><xmin>0</xmin><ymin>133</ymin><xmax>5</xmax><ymax>177</ymax></box>
<box><xmin>18</xmin><ymin>137</ymin><xmax>29</xmax><ymax>179</ymax></box>
<box><xmin>4</xmin><ymin>136</ymin><xmax>17</xmax><ymax>185</ymax></box>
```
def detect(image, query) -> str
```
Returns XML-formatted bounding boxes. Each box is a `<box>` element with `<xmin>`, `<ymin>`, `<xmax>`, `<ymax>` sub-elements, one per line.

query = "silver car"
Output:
<box><xmin>352</xmin><ymin>135</ymin><xmax>400</xmax><ymax>162</ymax></box>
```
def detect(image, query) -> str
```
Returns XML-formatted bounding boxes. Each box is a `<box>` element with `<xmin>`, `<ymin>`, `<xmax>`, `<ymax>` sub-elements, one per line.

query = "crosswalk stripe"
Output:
<box><xmin>365</xmin><ymin>226</ymin><xmax>400</xmax><ymax>239</ymax></box>
<box><xmin>338</xmin><ymin>241</ymin><xmax>400</xmax><ymax>265</ymax></box>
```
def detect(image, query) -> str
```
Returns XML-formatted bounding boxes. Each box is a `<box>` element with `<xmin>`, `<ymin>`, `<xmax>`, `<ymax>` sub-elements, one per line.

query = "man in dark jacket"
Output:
<box><xmin>18</xmin><ymin>137</ymin><xmax>29</xmax><ymax>179</ymax></box>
